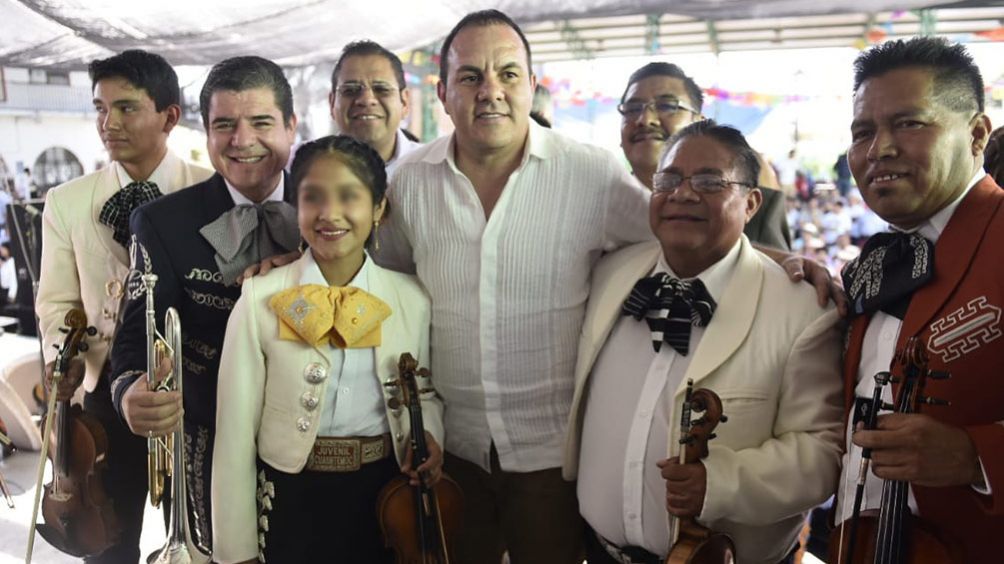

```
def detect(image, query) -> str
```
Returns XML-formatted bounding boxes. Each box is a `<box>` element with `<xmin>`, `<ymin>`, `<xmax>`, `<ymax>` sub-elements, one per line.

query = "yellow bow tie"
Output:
<box><xmin>269</xmin><ymin>284</ymin><xmax>391</xmax><ymax>348</ymax></box>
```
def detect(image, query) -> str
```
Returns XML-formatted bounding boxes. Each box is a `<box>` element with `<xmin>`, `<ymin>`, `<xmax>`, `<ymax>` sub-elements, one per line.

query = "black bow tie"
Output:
<box><xmin>99</xmin><ymin>181</ymin><xmax>162</xmax><ymax>247</ymax></box>
<box><xmin>841</xmin><ymin>231</ymin><xmax>934</xmax><ymax>319</ymax></box>
<box><xmin>621</xmin><ymin>273</ymin><xmax>716</xmax><ymax>356</ymax></box>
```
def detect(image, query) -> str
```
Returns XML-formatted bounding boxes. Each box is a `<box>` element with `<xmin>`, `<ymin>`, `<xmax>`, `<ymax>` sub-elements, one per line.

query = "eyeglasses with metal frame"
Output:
<box><xmin>617</xmin><ymin>99</ymin><xmax>700</xmax><ymax>118</ymax></box>
<box><xmin>336</xmin><ymin>81</ymin><xmax>403</xmax><ymax>98</ymax></box>
<box><xmin>652</xmin><ymin>172</ymin><xmax>756</xmax><ymax>194</ymax></box>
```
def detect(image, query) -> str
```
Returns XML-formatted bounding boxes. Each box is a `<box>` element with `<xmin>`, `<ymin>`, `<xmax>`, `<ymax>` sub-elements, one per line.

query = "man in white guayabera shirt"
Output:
<box><xmin>376</xmin><ymin>9</ymin><xmax>841</xmax><ymax>564</ymax></box>
<box><xmin>376</xmin><ymin>10</ymin><xmax>649</xmax><ymax>562</ymax></box>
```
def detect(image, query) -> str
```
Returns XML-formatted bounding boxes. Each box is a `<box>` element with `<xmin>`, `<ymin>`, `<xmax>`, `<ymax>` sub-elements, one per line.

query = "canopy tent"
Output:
<box><xmin>0</xmin><ymin>0</ymin><xmax>981</xmax><ymax>68</ymax></box>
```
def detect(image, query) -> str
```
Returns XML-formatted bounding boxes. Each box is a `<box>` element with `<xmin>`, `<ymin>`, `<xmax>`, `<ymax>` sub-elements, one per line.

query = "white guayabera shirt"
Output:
<box><xmin>377</xmin><ymin>121</ymin><xmax>652</xmax><ymax>473</ymax></box>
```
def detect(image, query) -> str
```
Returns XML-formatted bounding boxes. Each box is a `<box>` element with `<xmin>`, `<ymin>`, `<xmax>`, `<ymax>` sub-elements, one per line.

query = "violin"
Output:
<box><xmin>26</xmin><ymin>309</ymin><xmax>120</xmax><ymax>560</ymax></box>
<box><xmin>827</xmin><ymin>337</ymin><xmax>963</xmax><ymax>564</ymax></box>
<box><xmin>666</xmin><ymin>380</ymin><xmax>736</xmax><ymax>564</ymax></box>
<box><xmin>377</xmin><ymin>353</ymin><xmax>463</xmax><ymax>563</ymax></box>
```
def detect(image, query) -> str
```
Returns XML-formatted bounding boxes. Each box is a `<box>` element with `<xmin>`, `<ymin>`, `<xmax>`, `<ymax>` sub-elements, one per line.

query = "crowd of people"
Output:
<box><xmin>23</xmin><ymin>8</ymin><xmax>1002</xmax><ymax>564</ymax></box>
<box><xmin>785</xmin><ymin>185</ymin><xmax>886</xmax><ymax>277</ymax></box>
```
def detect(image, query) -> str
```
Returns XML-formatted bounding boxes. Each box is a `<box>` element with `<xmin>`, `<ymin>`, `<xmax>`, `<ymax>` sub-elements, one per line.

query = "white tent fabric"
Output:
<box><xmin>0</xmin><ymin>0</ymin><xmax>964</xmax><ymax>68</ymax></box>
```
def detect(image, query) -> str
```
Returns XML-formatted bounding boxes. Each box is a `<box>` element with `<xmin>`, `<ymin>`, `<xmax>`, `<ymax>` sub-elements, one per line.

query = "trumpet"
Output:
<box><xmin>142</xmin><ymin>273</ymin><xmax>210</xmax><ymax>564</ymax></box>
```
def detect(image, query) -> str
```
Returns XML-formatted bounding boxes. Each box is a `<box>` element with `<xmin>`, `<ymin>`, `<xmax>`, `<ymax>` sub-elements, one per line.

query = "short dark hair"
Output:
<box><xmin>331</xmin><ymin>40</ymin><xmax>406</xmax><ymax>92</ymax></box>
<box><xmin>622</xmin><ymin>62</ymin><xmax>704</xmax><ymax>111</ymax></box>
<box><xmin>439</xmin><ymin>10</ymin><xmax>532</xmax><ymax>87</ymax></box>
<box><xmin>199</xmin><ymin>56</ymin><xmax>294</xmax><ymax>128</ymax></box>
<box><xmin>853</xmin><ymin>36</ymin><xmax>984</xmax><ymax>113</ymax></box>
<box><xmin>88</xmin><ymin>50</ymin><xmax>180</xmax><ymax>112</ymax></box>
<box><xmin>290</xmin><ymin>135</ymin><xmax>388</xmax><ymax>206</ymax></box>
<box><xmin>664</xmin><ymin>120</ymin><xmax>761</xmax><ymax>186</ymax></box>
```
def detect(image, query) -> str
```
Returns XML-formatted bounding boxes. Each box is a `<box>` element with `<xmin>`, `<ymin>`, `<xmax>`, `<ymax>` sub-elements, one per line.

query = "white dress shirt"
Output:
<box><xmin>836</xmin><ymin>171</ymin><xmax>991</xmax><ymax>523</ymax></box>
<box><xmin>385</xmin><ymin>129</ymin><xmax>421</xmax><ymax>177</ymax></box>
<box><xmin>377</xmin><ymin>121</ymin><xmax>652</xmax><ymax>472</ymax></box>
<box><xmin>578</xmin><ymin>241</ymin><xmax>740</xmax><ymax>557</ymax></box>
<box><xmin>224</xmin><ymin>175</ymin><xmax>285</xmax><ymax>206</ymax></box>
<box><xmin>296</xmin><ymin>250</ymin><xmax>389</xmax><ymax>437</ymax></box>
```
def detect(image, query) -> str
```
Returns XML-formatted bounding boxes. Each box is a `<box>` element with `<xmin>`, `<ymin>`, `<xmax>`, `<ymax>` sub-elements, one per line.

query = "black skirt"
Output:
<box><xmin>255</xmin><ymin>456</ymin><xmax>399</xmax><ymax>563</ymax></box>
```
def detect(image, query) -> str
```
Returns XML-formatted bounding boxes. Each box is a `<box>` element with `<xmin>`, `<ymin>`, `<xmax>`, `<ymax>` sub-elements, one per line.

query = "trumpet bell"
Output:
<box><xmin>147</xmin><ymin>540</ymin><xmax>210</xmax><ymax>564</ymax></box>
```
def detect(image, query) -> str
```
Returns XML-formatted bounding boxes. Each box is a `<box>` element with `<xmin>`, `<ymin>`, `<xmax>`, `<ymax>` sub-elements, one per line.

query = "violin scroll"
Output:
<box><xmin>667</xmin><ymin>380</ymin><xmax>736</xmax><ymax>564</ymax></box>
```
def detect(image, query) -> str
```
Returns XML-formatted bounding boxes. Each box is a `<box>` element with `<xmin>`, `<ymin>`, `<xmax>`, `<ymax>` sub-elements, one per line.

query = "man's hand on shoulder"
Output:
<box><xmin>759</xmin><ymin>246</ymin><xmax>849</xmax><ymax>316</ymax></box>
<box><xmin>237</xmin><ymin>250</ymin><xmax>302</xmax><ymax>285</ymax></box>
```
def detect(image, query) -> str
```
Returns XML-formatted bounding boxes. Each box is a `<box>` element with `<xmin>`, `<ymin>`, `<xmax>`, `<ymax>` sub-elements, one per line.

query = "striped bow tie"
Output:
<box><xmin>621</xmin><ymin>273</ymin><xmax>716</xmax><ymax>356</ymax></box>
<box><xmin>99</xmin><ymin>181</ymin><xmax>162</xmax><ymax>247</ymax></box>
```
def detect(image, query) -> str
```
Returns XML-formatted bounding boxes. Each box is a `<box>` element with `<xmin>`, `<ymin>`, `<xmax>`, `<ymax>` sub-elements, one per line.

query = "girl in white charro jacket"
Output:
<box><xmin>211</xmin><ymin>135</ymin><xmax>444</xmax><ymax>564</ymax></box>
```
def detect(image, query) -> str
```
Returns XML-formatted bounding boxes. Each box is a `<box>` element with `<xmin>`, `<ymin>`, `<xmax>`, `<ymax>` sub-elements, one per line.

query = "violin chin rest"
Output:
<box><xmin>36</xmin><ymin>523</ymin><xmax>91</xmax><ymax>557</ymax></box>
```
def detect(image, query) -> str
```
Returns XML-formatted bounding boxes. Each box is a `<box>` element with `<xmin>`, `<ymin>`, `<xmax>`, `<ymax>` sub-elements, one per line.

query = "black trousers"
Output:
<box><xmin>82</xmin><ymin>379</ymin><xmax>151</xmax><ymax>564</ymax></box>
<box><xmin>257</xmin><ymin>456</ymin><xmax>399</xmax><ymax>563</ymax></box>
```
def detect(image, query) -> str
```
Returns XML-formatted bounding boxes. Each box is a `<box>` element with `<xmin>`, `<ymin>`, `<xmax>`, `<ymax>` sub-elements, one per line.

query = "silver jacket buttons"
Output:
<box><xmin>303</xmin><ymin>363</ymin><xmax>326</xmax><ymax>384</ymax></box>
<box><xmin>300</xmin><ymin>392</ymin><xmax>319</xmax><ymax>411</ymax></box>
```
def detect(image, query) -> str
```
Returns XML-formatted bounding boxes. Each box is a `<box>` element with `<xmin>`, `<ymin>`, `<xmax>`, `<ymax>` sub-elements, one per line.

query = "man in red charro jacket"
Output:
<box><xmin>835</xmin><ymin>36</ymin><xmax>1003</xmax><ymax>563</ymax></box>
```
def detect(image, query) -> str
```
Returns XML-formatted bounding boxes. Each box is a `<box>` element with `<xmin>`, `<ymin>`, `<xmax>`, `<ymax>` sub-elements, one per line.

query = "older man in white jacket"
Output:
<box><xmin>564</xmin><ymin>121</ymin><xmax>843</xmax><ymax>564</ymax></box>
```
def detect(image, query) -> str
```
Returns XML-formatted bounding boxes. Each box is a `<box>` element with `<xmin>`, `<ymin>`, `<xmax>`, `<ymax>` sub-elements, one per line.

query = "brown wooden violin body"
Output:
<box><xmin>35</xmin><ymin>309</ymin><xmax>120</xmax><ymax>557</ymax></box>
<box><xmin>377</xmin><ymin>353</ymin><xmax>463</xmax><ymax>563</ymax></box>
<box><xmin>827</xmin><ymin>338</ymin><xmax>961</xmax><ymax>564</ymax></box>
<box><xmin>377</xmin><ymin>474</ymin><xmax>464</xmax><ymax>564</ymax></box>
<box><xmin>666</xmin><ymin>381</ymin><xmax>736</xmax><ymax>564</ymax></box>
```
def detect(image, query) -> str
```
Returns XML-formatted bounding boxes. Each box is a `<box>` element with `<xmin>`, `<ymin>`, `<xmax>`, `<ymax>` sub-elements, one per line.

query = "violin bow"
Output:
<box><xmin>25</xmin><ymin>310</ymin><xmax>91</xmax><ymax>563</ymax></box>
<box><xmin>842</xmin><ymin>370</ymin><xmax>891</xmax><ymax>564</ymax></box>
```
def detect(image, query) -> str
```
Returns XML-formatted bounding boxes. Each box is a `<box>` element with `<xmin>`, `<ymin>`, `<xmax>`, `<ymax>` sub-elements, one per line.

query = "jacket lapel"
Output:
<box><xmin>365</xmin><ymin>262</ymin><xmax>400</xmax><ymax>386</ymax></box>
<box><xmin>91</xmin><ymin>165</ymin><xmax>130</xmax><ymax>266</ymax></box>
<box><xmin>200</xmin><ymin>174</ymin><xmax>236</xmax><ymax>226</ymax></box>
<box><xmin>680</xmin><ymin>237</ymin><xmax>762</xmax><ymax>392</ymax></box>
<box><xmin>843</xmin><ymin>315</ymin><xmax>870</xmax><ymax>410</ymax></box>
<box><xmin>579</xmin><ymin>243</ymin><xmax>662</xmax><ymax>381</ymax></box>
<box><xmin>900</xmin><ymin>177</ymin><xmax>1003</xmax><ymax>341</ymax></box>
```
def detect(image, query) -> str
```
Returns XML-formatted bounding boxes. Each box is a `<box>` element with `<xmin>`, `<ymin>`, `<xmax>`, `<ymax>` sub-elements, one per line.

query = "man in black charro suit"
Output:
<box><xmin>109</xmin><ymin>56</ymin><xmax>300</xmax><ymax>554</ymax></box>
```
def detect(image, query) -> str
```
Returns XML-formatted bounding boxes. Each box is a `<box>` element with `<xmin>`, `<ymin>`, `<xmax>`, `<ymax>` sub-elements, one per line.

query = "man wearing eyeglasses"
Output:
<box><xmin>564</xmin><ymin>120</ymin><xmax>843</xmax><ymax>564</ymax></box>
<box><xmin>618</xmin><ymin>63</ymin><xmax>791</xmax><ymax>251</ymax></box>
<box><xmin>329</xmin><ymin>40</ymin><xmax>420</xmax><ymax>175</ymax></box>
